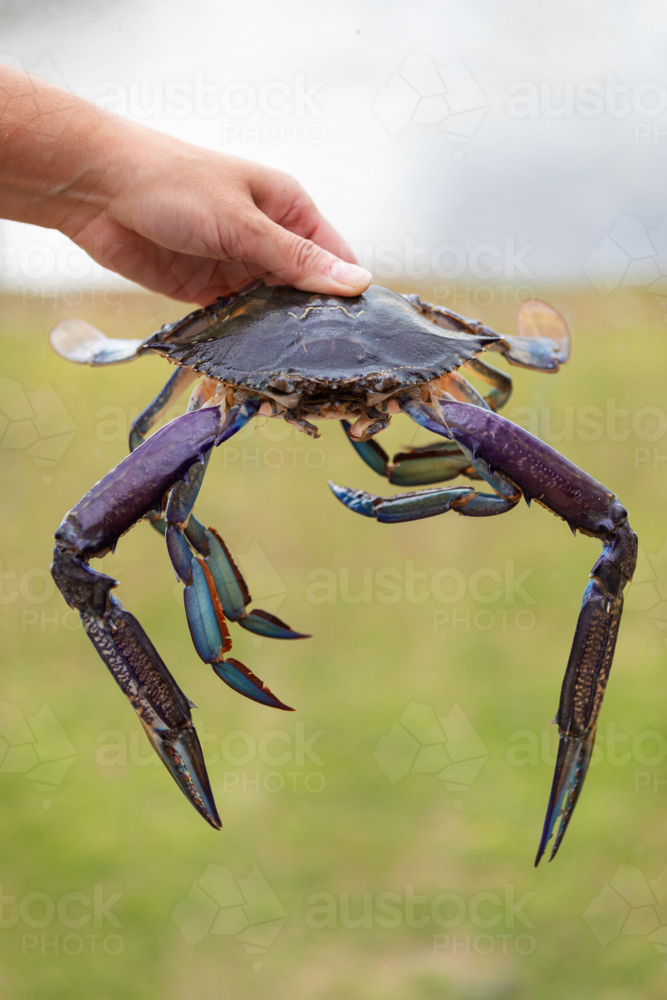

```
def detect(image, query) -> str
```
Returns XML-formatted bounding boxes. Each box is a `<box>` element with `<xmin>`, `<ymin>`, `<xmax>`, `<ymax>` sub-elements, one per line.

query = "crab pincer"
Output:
<box><xmin>332</xmin><ymin>398</ymin><xmax>637</xmax><ymax>862</ymax></box>
<box><xmin>51</xmin><ymin>399</ymin><xmax>305</xmax><ymax>828</ymax></box>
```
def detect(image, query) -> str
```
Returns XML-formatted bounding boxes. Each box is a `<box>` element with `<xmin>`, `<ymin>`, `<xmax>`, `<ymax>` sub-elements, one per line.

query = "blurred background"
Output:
<box><xmin>1</xmin><ymin>2</ymin><xmax>667</xmax><ymax>998</ymax></box>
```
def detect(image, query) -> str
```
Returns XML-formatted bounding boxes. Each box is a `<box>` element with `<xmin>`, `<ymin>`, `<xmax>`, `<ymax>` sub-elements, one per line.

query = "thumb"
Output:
<box><xmin>244</xmin><ymin>213</ymin><xmax>372</xmax><ymax>295</ymax></box>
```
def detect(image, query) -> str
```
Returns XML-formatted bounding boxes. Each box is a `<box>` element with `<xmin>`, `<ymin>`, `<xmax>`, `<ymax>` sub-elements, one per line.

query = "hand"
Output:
<box><xmin>0</xmin><ymin>64</ymin><xmax>372</xmax><ymax>303</ymax></box>
<box><xmin>67</xmin><ymin>138</ymin><xmax>372</xmax><ymax>303</ymax></box>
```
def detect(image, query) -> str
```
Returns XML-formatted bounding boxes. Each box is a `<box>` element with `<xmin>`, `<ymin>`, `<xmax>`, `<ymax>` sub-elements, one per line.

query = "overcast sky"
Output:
<box><xmin>2</xmin><ymin>0</ymin><xmax>667</xmax><ymax>293</ymax></box>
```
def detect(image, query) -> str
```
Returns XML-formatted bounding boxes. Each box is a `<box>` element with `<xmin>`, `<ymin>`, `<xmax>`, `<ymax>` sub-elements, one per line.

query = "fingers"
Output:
<box><xmin>74</xmin><ymin>148</ymin><xmax>372</xmax><ymax>299</ymax></box>
<box><xmin>239</xmin><ymin>211</ymin><xmax>371</xmax><ymax>295</ymax></box>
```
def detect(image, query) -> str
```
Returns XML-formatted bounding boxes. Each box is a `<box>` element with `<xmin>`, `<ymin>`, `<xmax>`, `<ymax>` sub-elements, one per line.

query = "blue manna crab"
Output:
<box><xmin>49</xmin><ymin>284</ymin><xmax>636</xmax><ymax>865</ymax></box>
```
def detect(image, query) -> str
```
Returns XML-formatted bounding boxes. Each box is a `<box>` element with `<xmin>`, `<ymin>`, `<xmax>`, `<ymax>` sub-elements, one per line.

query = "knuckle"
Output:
<box><xmin>284</xmin><ymin>235</ymin><xmax>323</xmax><ymax>274</ymax></box>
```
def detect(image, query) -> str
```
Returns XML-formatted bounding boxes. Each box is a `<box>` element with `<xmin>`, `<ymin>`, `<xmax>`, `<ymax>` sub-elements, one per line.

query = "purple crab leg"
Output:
<box><xmin>129</xmin><ymin>367</ymin><xmax>199</xmax><ymax>452</ymax></box>
<box><xmin>127</xmin><ymin>367</ymin><xmax>200</xmax><ymax>534</ymax></box>
<box><xmin>409</xmin><ymin>398</ymin><xmax>637</xmax><ymax>863</ymax></box>
<box><xmin>51</xmin><ymin>401</ymin><xmax>257</xmax><ymax>829</ymax></box>
<box><xmin>333</xmin><ymin>399</ymin><xmax>637</xmax><ymax>863</ymax></box>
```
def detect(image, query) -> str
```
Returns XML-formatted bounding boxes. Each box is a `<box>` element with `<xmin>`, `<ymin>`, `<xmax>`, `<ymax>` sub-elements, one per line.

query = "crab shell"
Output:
<box><xmin>138</xmin><ymin>284</ymin><xmax>499</xmax><ymax>431</ymax></box>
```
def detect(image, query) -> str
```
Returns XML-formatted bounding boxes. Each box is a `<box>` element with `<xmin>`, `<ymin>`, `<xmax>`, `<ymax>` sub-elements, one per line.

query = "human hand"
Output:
<box><xmin>0</xmin><ymin>64</ymin><xmax>372</xmax><ymax>303</ymax></box>
<box><xmin>66</xmin><ymin>137</ymin><xmax>372</xmax><ymax>303</ymax></box>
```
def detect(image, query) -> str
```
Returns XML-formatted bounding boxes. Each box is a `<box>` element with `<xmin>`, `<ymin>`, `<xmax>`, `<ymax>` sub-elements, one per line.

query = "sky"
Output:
<box><xmin>2</xmin><ymin>0</ymin><xmax>667</xmax><ymax>294</ymax></box>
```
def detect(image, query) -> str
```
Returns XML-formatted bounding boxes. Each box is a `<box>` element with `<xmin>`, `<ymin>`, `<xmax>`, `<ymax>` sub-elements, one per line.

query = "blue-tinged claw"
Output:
<box><xmin>535</xmin><ymin>730</ymin><xmax>595</xmax><ymax>865</ymax></box>
<box><xmin>341</xmin><ymin>420</ymin><xmax>389</xmax><ymax>477</ymax></box>
<box><xmin>142</xmin><ymin>719</ymin><xmax>221</xmax><ymax>829</ymax></box>
<box><xmin>328</xmin><ymin>481</ymin><xmax>380</xmax><ymax>517</ymax></box>
<box><xmin>212</xmin><ymin>657</ymin><xmax>294</xmax><ymax>710</ymax></box>
<box><xmin>237</xmin><ymin>609</ymin><xmax>310</xmax><ymax>640</ymax></box>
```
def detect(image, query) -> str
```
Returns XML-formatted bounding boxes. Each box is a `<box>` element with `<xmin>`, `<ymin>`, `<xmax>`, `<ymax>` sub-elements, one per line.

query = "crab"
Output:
<box><xmin>49</xmin><ymin>283</ymin><xmax>636</xmax><ymax>865</ymax></box>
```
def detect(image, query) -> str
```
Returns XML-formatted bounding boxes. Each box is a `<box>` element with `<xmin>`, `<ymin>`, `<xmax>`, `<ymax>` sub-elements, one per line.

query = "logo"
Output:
<box><xmin>373</xmin><ymin>54</ymin><xmax>488</xmax><ymax>156</ymax></box>
<box><xmin>625</xmin><ymin>542</ymin><xmax>667</xmax><ymax>647</ymax></box>
<box><xmin>583</xmin><ymin>215</ymin><xmax>667</xmax><ymax>304</ymax></box>
<box><xmin>584</xmin><ymin>863</ymin><xmax>667</xmax><ymax>967</ymax></box>
<box><xmin>0</xmin><ymin>703</ymin><xmax>76</xmax><ymax>808</ymax></box>
<box><xmin>372</xmin><ymin>702</ymin><xmax>488</xmax><ymax>806</ymax></box>
<box><xmin>0</xmin><ymin>377</ymin><xmax>76</xmax><ymax>475</ymax></box>
<box><xmin>171</xmin><ymin>865</ymin><xmax>286</xmax><ymax>970</ymax></box>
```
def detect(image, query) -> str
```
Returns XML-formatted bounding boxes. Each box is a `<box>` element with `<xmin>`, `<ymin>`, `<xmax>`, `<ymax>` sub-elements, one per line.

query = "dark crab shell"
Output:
<box><xmin>141</xmin><ymin>284</ymin><xmax>500</xmax><ymax>394</ymax></box>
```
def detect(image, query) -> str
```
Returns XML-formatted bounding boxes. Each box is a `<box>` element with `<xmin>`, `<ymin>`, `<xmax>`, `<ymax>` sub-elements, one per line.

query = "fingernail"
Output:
<box><xmin>330</xmin><ymin>260</ymin><xmax>372</xmax><ymax>288</ymax></box>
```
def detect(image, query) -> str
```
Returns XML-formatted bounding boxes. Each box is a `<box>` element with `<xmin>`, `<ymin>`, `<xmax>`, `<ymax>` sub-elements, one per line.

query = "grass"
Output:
<box><xmin>0</xmin><ymin>284</ymin><xmax>665</xmax><ymax>998</ymax></box>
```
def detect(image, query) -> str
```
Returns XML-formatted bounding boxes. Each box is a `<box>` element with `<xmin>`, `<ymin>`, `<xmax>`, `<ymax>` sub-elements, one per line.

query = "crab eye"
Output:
<box><xmin>517</xmin><ymin>299</ymin><xmax>571</xmax><ymax>362</ymax></box>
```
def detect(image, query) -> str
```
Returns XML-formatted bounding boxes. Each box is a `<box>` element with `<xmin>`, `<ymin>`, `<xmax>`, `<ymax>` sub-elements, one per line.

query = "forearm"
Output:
<box><xmin>0</xmin><ymin>63</ymin><xmax>150</xmax><ymax>233</ymax></box>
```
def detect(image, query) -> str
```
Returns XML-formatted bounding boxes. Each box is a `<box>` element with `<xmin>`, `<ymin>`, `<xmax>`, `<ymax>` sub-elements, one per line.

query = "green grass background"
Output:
<box><xmin>0</xmin><ymin>285</ymin><xmax>665</xmax><ymax>999</ymax></box>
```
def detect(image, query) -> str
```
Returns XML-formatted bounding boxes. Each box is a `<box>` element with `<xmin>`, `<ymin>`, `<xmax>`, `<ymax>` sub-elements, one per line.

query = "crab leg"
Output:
<box><xmin>333</xmin><ymin>399</ymin><xmax>637</xmax><ymax>863</ymax></box>
<box><xmin>182</xmin><ymin>514</ymin><xmax>310</xmax><ymax>643</ymax></box>
<box><xmin>127</xmin><ymin>367</ymin><xmax>201</xmax><ymax>534</ymax></box>
<box><xmin>163</xmin><ymin>452</ymin><xmax>305</xmax><ymax>712</ymax></box>
<box><xmin>129</xmin><ymin>367</ymin><xmax>199</xmax><ymax>452</ymax></box>
<box><xmin>462</xmin><ymin>358</ymin><xmax>513</xmax><ymax>412</ymax></box>
<box><xmin>407</xmin><ymin>295</ymin><xmax>570</xmax><ymax>372</ymax></box>
<box><xmin>341</xmin><ymin>421</ymin><xmax>480</xmax><ymax>487</ymax></box>
<box><xmin>51</xmin><ymin>402</ymin><xmax>256</xmax><ymax>828</ymax></box>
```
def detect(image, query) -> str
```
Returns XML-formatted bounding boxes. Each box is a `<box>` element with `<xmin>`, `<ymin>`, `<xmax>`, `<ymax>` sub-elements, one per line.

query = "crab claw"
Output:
<box><xmin>140</xmin><ymin>718</ymin><xmax>222</xmax><ymax>830</ymax></box>
<box><xmin>535</xmin><ymin>730</ymin><xmax>595</xmax><ymax>866</ymax></box>
<box><xmin>81</xmin><ymin>595</ymin><xmax>221</xmax><ymax>830</ymax></box>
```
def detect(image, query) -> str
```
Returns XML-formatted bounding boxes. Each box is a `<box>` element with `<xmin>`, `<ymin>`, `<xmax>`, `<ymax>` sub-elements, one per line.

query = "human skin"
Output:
<box><xmin>0</xmin><ymin>63</ymin><xmax>372</xmax><ymax>303</ymax></box>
